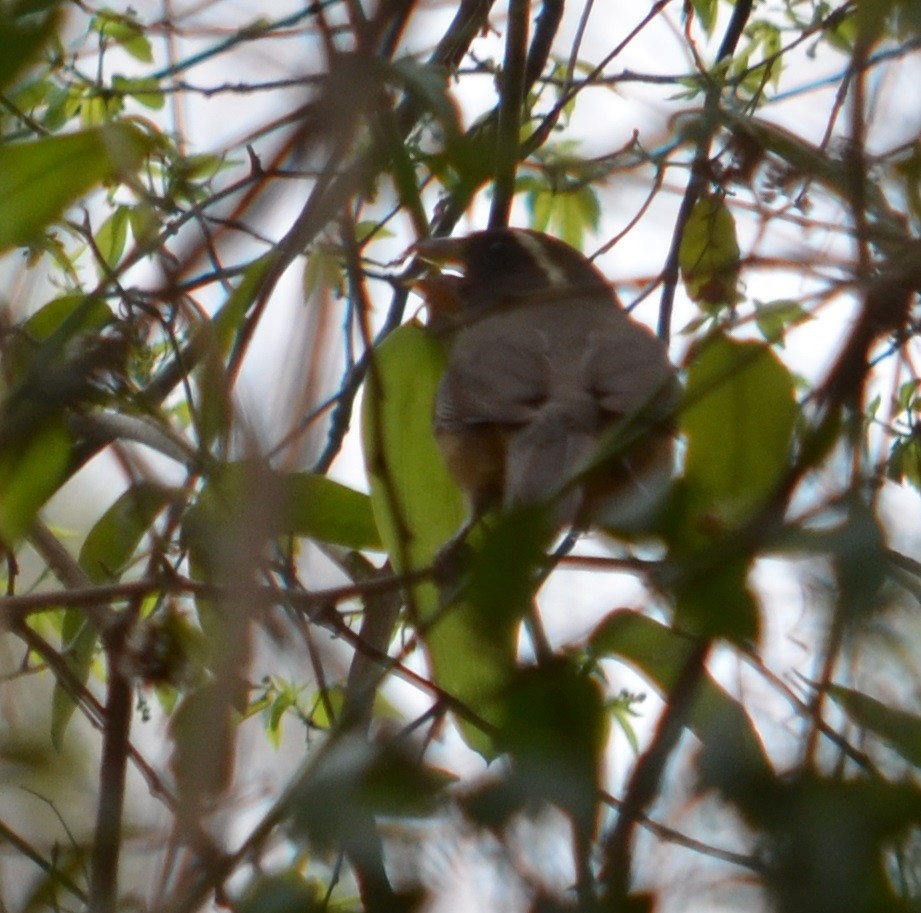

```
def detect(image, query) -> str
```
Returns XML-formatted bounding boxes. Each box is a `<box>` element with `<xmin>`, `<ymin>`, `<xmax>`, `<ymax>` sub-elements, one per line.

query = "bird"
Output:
<box><xmin>415</xmin><ymin>227</ymin><xmax>680</xmax><ymax>531</ymax></box>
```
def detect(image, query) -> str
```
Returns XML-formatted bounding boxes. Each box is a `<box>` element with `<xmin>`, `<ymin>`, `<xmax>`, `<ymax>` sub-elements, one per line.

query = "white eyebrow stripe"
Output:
<box><xmin>514</xmin><ymin>231</ymin><xmax>568</xmax><ymax>286</ymax></box>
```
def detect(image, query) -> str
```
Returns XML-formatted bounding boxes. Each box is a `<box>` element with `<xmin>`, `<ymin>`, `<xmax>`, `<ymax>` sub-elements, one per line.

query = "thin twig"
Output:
<box><xmin>489</xmin><ymin>0</ymin><xmax>530</xmax><ymax>228</ymax></box>
<box><xmin>599</xmin><ymin>638</ymin><xmax>712</xmax><ymax>903</ymax></box>
<box><xmin>88</xmin><ymin>626</ymin><xmax>133</xmax><ymax>913</ymax></box>
<box><xmin>657</xmin><ymin>0</ymin><xmax>754</xmax><ymax>343</ymax></box>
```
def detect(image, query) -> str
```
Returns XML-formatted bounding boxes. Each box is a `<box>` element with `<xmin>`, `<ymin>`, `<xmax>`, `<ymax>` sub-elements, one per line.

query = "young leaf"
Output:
<box><xmin>387</xmin><ymin>58</ymin><xmax>462</xmax><ymax>139</ymax></box>
<box><xmin>679</xmin><ymin>194</ymin><xmax>740</xmax><ymax>308</ymax></box>
<box><xmin>112</xmin><ymin>74</ymin><xmax>165</xmax><ymax>110</ymax></box>
<box><xmin>79</xmin><ymin>482</ymin><xmax>178</xmax><ymax>583</ymax></box>
<box><xmin>754</xmin><ymin>299</ymin><xmax>812</xmax><ymax>346</ymax></box>
<box><xmin>0</xmin><ymin>124</ymin><xmax>152</xmax><ymax>252</ymax></box>
<box><xmin>888</xmin><ymin>435</ymin><xmax>921</xmax><ymax>491</ymax></box>
<box><xmin>93</xmin><ymin>9</ymin><xmax>153</xmax><ymax>62</ymax></box>
<box><xmin>682</xmin><ymin>333</ymin><xmax>796</xmax><ymax>526</ymax></box>
<box><xmin>94</xmin><ymin>204</ymin><xmax>130</xmax><ymax>269</ymax></box>
<box><xmin>689</xmin><ymin>0</ymin><xmax>718</xmax><ymax>35</ymax></box>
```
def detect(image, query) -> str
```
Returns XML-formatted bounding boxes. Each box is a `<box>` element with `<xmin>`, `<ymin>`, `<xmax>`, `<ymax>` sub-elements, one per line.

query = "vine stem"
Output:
<box><xmin>89</xmin><ymin>630</ymin><xmax>133</xmax><ymax>913</ymax></box>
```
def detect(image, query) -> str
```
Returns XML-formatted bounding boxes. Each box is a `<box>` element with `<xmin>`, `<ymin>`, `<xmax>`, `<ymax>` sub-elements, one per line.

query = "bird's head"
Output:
<box><xmin>415</xmin><ymin>228</ymin><xmax>614</xmax><ymax>329</ymax></box>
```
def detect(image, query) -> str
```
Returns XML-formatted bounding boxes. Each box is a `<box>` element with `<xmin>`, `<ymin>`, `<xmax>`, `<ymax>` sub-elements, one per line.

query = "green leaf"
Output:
<box><xmin>302</xmin><ymin>243</ymin><xmax>343</xmax><ymax>301</ymax></box>
<box><xmin>894</xmin><ymin>0</ymin><xmax>921</xmax><ymax>38</ymax></box>
<box><xmin>175</xmin><ymin>153</ymin><xmax>226</xmax><ymax>183</ymax></box>
<box><xmin>751</xmin><ymin>776</ymin><xmax>921</xmax><ymax>912</ymax></box>
<box><xmin>888</xmin><ymin>435</ymin><xmax>921</xmax><ymax>491</ymax></box>
<box><xmin>303</xmin><ymin>684</ymin><xmax>346</xmax><ymax>731</ymax></box>
<box><xmin>558</xmin><ymin>186</ymin><xmax>599</xmax><ymax>249</ymax></box>
<box><xmin>211</xmin><ymin>253</ymin><xmax>274</xmax><ymax>355</ymax></box>
<box><xmin>289</xmin><ymin>733</ymin><xmax>453</xmax><ymax>852</ymax></box>
<box><xmin>608</xmin><ymin>691</ymin><xmax>642</xmax><ymax>753</ymax></box>
<box><xmin>361</xmin><ymin>322</ymin><xmax>465</xmax><ymax>579</ymax></box>
<box><xmin>280</xmin><ymin>472</ymin><xmax>382</xmax><ymax>550</ymax></box>
<box><xmin>753</xmin><ymin>299</ymin><xmax>812</xmax><ymax>346</ymax></box>
<box><xmin>362</xmin><ymin>323</ymin><xmax>517</xmax><ymax>757</ymax></box>
<box><xmin>0</xmin><ymin>296</ymin><xmax>121</xmax><ymax>542</ymax></box>
<box><xmin>689</xmin><ymin>0</ymin><xmax>718</xmax><ymax>35</ymax></box>
<box><xmin>523</xmin><ymin>183</ymin><xmax>601</xmax><ymax>250</ymax></box>
<box><xmin>682</xmin><ymin>334</ymin><xmax>796</xmax><ymax>527</ymax></box>
<box><xmin>94</xmin><ymin>204</ymin><xmax>130</xmax><ymax>269</ymax></box>
<box><xmin>854</xmin><ymin>0</ymin><xmax>897</xmax><ymax>42</ymax></box>
<box><xmin>0</xmin><ymin>418</ymin><xmax>71</xmax><ymax>544</ymax></box>
<box><xmin>387</xmin><ymin>57</ymin><xmax>462</xmax><ymax>139</ymax></box>
<box><xmin>193</xmin><ymin>333</ymin><xmax>232</xmax><ymax>450</ymax></box>
<box><xmin>51</xmin><ymin>611</ymin><xmax>98</xmax><ymax>750</ymax></box>
<box><xmin>183</xmin><ymin>464</ymin><xmax>380</xmax><ymax>569</ymax></box>
<box><xmin>238</xmin><ymin>872</ymin><xmax>324</xmax><ymax>913</ymax></box>
<box><xmin>673</xmin><ymin>548</ymin><xmax>761</xmax><ymax>644</ymax></box>
<box><xmin>0</xmin><ymin>124</ymin><xmax>152</xmax><ymax>252</ymax></box>
<box><xmin>169</xmin><ymin>682</ymin><xmax>235</xmax><ymax>802</ymax></box>
<box><xmin>833</xmin><ymin>499</ymin><xmax>888</xmax><ymax>621</ymax></box>
<box><xmin>93</xmin><ymin>9</ymin><xmax>152</xmax><ymax>62</ymax></box>
<box><xmin>896</xmin><ymin>379</ymin><xmax>918</xmax><ymax>412</ymax></box>
<box><xmin>497</xmin><ymin>661</ymin><xmax>608</xmax><ymax>837</ymax></box>
<box><xmin>0</xmin><ymin>0</ymin><xmax>64</xmax><ymax>93</ymax></box>
<box><xmin>423</xmin><ymin>505</ymin><xmax>552</xmax><ymax>756</ymax></box>
<box><xmin>461</xmin><ymin>506</ymin><xmax>548</xmax><ymax>634</ymax></box>
<box><xmin>128</xmin><ymin>202</ymin><xmax>159</xmax><ymax>247</ymax></box>
<box><xmin>112</xmin><ymin>74</ymin><xmax>164</xmax><ymax>110</ymax></box>
<box><xmin>5</xmin><ymin>295</ymin><xmax>113</xmax><ymax>381</ymax></box>
<box><xmin>590</xmin><ymin>608</ymin><xmax>773</xmax><ymax>796</ymax></box>
<box><xmin>829</xmin><ymin>685</ymin><xmax>921</xmax><ymax>768</ymax></box>
<box><xmin>80</xmin><ymin>91</ymin><xmax>122</xmax><ymax>127</ymax></box>
<box><xmin>679</xmin><ymin>194</ymin><xmax>740</xmax><ymax>308</ymax></box>
<box><xmin>667</xmin><ymin>335</ymin><xmax>795</xmax><ymax>642</ymax></box>
<box><xmin>79</xmin><ymin>482</ymin><xmax>178</xmax><ymax>583</ymax></box>
<box><xmin>527</xmin><ymin>186</ymin><xmax>554</xmax><ymax>232</ymax></box>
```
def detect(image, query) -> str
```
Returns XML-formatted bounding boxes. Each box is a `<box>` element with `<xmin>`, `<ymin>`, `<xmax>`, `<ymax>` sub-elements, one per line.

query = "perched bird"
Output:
<box><xmin>416</xmin><ymin>228</ymin><xmax>680</xmax><ymax>530</ymax></box>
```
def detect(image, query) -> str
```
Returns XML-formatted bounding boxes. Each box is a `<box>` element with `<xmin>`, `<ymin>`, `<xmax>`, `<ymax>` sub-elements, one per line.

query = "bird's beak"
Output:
<box><xmin>409</xmin><ymin>237</ymin><xmax>468</xmax><ymax>328</ymax></box>
<box><xmin>414</xmin><ymin>235</ymin><xmax>467</xmax><ymax>267</ymax></box>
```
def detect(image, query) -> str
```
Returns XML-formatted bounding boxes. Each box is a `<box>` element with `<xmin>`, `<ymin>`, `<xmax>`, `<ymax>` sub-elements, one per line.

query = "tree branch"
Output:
<box><xmin>489</xmin><ymin>0</ymin><xmax>530</xmax><ymax>228</ymax></box>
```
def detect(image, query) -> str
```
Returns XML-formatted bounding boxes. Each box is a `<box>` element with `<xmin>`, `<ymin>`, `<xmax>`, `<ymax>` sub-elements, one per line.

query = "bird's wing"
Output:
<box><xmin>434</xmin><ymin>318</ymin><xmax>551</xmax><ymax>432</ymax></box>
<box><xmin>583</xmin><ymin>313</ymin><xmax>679</xmax><ymax>420</ymax></box>
<box><xmin>434</xmin><ymin>302</ymin><xmax>678</xmax><ymax>523</ymax></box>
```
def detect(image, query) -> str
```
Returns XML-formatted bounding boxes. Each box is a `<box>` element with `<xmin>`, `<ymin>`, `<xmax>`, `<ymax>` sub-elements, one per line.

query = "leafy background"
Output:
<box><xmin>1</xmin><ymin>1</ymin><xmax>921</xmax><ymax>912</ymax></box>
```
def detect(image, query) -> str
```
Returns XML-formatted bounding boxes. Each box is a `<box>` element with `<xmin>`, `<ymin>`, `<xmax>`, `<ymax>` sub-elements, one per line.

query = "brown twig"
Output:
<box><xmin>489</xmin><ymin>0</ymin><xmax>530</xmax><ymax>229</ymax></box>
<box><xmin>88</xmin><ymin>621</ymin><xmax>134</xmax><ymax>913</ymax></box>
<box><xmin>656</xmin><ymin>0</ymin><xmax>755</xmax><ymax>343</ymax></box>
<box><xmin>599</xmin><ymin>638</ymin><xmax>712</xmax><ymax>903</ymax></box>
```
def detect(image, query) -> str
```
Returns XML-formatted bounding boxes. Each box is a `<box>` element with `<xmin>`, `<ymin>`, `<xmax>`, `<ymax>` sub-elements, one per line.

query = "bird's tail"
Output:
<box><xmin>502</xmin><ymin>404</ymin><xmax>596</xmax><ymax>525</ymax></box>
